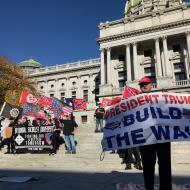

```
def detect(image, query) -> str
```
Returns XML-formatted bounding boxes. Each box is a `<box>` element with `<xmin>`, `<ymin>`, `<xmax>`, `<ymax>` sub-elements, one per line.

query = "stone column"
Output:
<box><xmin>66</xmin><ymin>78</ymin><xmax>70</xmax><ymax>97</ymax></box>
<box><xmin>162</xmin><ymin>36</ymin><xmax>172</xmax><ymax>77</ymax></box>
<box><xmin>89</xmin><ymin>74</ymin><xmax>94</xmax><ymax>103</ymax></box>
<box><xmin>126</xmin><ymin>44</ymin><xmax>132</xmax><ymax>81</ymax></box>
<box><xmin>77</xmin><ymin>75</ymin><xmax>81</xmax><ymax>98</ymax></box>
<box><xmin>44</xmin><ymin>79</ymin><xmax>48</xmax><ymax>96</ymax></box>
<box><xmin>185</xmin><ymin>31</ymin><xmax>190</xmax><ymax>79</ymax></box>
<box><xmin>100</xmin><ymin>49</ymin><xmax>105</xmax><ymax>85</ymax></box>
<box><xmin>132</xmin><ymin>42</ymin><xmax>138</xmax><ymax>80</ymax></box>
<box><xmin>154</xmin><ymin>38</ymin><xmax>162</xmax><ymax>77</ymax></box>
<box><xmin>55</xmin><ymin>79</ymin><xmax>59</xmax><ymax>98</ymax></box>
<box><xmin>106</xmin><ymin>47</ymin><xmax>111</xmax><ymax>84</ymax></box>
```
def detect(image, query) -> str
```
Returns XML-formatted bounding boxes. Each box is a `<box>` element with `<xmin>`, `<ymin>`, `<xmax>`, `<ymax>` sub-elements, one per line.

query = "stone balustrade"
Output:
<box><xmin>173</xmin><ymin>80</ymin><xmax>190</xmax><ymax>86</ymax></box>
<box><xmin>29</xmin><ymin>58</ymin><xmax>100</xmax><ymax>75</ymax></box>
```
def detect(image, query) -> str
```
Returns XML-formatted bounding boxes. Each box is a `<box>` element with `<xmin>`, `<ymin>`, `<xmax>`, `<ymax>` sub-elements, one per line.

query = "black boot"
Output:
<box><xmin>125</xmin><ymin>164</ymin><xmax>132</xmax><ymax>170</ymax></box>
<box><xmin>134</xmin><ymin>162</ymin><xmax>143</xmax><ymax>170</ymax></box>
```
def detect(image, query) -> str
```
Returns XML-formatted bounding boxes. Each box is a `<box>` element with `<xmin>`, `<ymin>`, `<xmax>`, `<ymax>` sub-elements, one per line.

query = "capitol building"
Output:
<box><xmin>19</xmin><ymin>0</ymin><xmax>190</xmax><ymax>124</ymax></box>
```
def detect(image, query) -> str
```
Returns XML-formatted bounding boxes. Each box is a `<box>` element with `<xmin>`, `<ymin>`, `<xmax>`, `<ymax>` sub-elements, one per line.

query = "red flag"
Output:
<box><xmin>20</xmin><ymin>91</ymin><xmax>38</xmax><ymax>105</ymax></box>
<box><xmin>109</xmin><ymin>97</ymin><xmax>122</xmax><ymax>106</ymax></box>
<box><xmin>38</xmin><ymin>96</ymin><xmax>52</xmax><ymax>108</ymax></box>
<box><xmin>122</xmin><ymin>86</ymin><xmax>140</xmax><ymax>99</ymax></box>
<box><xmin>101</xmin><ymin>98</ymin><xmax>112</xmax><ymax>107</ymax></box>
<box><xmin>73</xmin><ymin>98</ymin><xmax>87</xmax><ymax>110</ymax></box>
<box><xmin>101</xmin><ymin>97</ymin><xmax>122</xmax><ymax>107</ymax></box>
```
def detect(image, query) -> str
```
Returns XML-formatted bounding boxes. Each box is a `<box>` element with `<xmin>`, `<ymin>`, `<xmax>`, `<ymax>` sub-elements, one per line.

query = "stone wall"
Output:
<box><xmin>73</xmin><ymin>109</ymin><xmax>96</xmax><ymax>128</ymax></box>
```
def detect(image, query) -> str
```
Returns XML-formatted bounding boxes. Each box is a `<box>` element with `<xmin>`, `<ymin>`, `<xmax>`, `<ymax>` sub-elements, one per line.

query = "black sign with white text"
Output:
<box><xmin>14</xmin><ymin>126</ymin><xmax>54</xmax><ymax>151</ymax></box>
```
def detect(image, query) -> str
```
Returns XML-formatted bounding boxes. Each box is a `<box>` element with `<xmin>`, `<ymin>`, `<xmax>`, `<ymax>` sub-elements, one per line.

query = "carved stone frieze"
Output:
<box><xmin>98</xmin><ymin>19</ymin><xmax>190</xmax><ymax>43</ymax></box>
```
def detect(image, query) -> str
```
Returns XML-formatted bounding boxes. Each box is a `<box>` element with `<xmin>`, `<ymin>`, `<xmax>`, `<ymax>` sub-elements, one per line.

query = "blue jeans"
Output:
<box><xmin>96</xmin><ymin>118</ymin><xmax>103</xmax><ymax>131</ymax></box>
<box><xmin>64</xmin><ymin>135</ymin><xmax>76</xmax><ymax>152</ymax></box>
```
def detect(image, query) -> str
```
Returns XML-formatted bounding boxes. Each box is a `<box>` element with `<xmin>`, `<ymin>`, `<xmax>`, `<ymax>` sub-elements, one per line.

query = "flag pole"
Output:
<box><xmin>0</xmin><ymin>102</ymin><xmax>6</xmax><ymax>116</ymax></box>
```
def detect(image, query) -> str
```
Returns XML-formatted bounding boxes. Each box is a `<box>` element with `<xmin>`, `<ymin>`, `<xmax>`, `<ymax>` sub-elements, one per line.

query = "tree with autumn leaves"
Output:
<box><xmin>0</xmin><ymin>57</ymin><xmax>38</xmax><ymax>107</ymax></box>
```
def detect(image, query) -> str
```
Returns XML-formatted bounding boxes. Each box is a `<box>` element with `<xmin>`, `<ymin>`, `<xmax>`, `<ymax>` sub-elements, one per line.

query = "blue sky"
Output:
<box><xmin>0</xmin><ymin>0</ymin><xmax>126</xmax><ymax>66</ymax></box>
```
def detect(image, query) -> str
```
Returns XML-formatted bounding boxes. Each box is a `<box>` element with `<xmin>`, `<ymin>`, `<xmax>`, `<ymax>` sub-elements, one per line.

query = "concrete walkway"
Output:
<box><xmin>0</xmin><ymin>126</ymin><xmax>189</xmax><ymax>190</ymax></box>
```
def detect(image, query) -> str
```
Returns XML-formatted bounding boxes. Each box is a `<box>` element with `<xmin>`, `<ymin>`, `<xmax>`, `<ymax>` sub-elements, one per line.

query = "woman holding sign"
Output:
<box><xmin>138</xmin><ymin>76</ymin><xmax>172</xmax><ymax>190</ymax></box>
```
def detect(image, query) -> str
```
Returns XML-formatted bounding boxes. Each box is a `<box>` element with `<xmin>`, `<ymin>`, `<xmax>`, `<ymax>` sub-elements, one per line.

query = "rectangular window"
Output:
<box><xmin>144</xmin><ymin>67</ymin><xmax>155</xmax><ymax>74</ymax></box>
<box><xmin>95</xmin><ymin>89</ymin><xmax>99</xmax><ymax>95</ymax></box>
<box><xmin>150</xmin><ymin>76</ymin><xmax>156</xmax><ymax>84</ymax></box>
<box><xmin>81</xmin><ymin>115</ymin><xmax>87</xmax><ymax>123</ymax></box>
<box><xmin>144</xmin><ymin>49</ymin><xmax>152</xmax><ymax>57</ymax></box>
<box><xmin>173</xmin><ymin>44</ymin><xmax>181</xmax><ymax>52</ymax></box>
<box><xmin>83</xmin><ymin>90</ymin><xmax>88</xmax><ymax>102</ymax></box>
<box><xmin>118</xmin><ymin>71</ymin><xmax>125</xmax><ymax>77</ymax></box>
<box><xmin>50</xmin><ymin>94</ymin><xmax>54</xmax><ymax>97</ymax></box>
<box><xmin>60</xmin><ymin>92</ymin><xmax>65</xmax><ymax>100</ymax></box>
<box><xmin>119</xmin><ymin>80</ymin><xmax>125</xmax><ymax>88</ymax></box>
<box><xmin>118</xmin><ymin>54</ymin><xmax>125</xmax><ymax>61</ymax></box>
<box><xmin>175</xmin><ymin>72</ymin><xmax>186</xmax><ymax>81</ymax></box>
<box><xmin>174</xmin><ymin>62</ymin><xmax>184</xmax><ymax>70</ymax></box>
<box><xmin>72</xmin><ymin>91</ymin><xmax>76</xmax><ymax>98</ymax></box>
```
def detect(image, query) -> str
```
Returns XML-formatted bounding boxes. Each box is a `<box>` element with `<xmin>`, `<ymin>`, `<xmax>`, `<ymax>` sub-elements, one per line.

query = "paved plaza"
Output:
<box><xmin>0</xmin><ymin>126</ymin><xmax>190</xmax><ymax>190</ymax></box>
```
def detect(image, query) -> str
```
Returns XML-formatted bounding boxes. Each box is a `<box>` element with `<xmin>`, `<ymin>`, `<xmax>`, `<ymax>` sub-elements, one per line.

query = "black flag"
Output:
<box><xmin>0</xmin><ymin>102</ymin><xmax>22</xmax><ymax>119</ymax></box>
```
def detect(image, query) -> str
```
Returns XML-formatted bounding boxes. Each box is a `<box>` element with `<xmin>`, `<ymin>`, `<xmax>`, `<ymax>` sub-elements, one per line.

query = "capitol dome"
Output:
<box><xmin>18</xmin><ymin>59</ymin><xmax>42</xmax><ymax>69</ymax></box>
<box><xmin>125</xmin><ymin>0</ymin><xmax>182</xmax><ymax>16</ymax></box>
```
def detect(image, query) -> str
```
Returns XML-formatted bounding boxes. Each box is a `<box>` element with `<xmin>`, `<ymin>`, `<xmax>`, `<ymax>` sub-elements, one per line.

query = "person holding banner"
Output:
<box><xmin>138</xmin><ymin>76</ymin><xmax>172</xmax><ymax>190</ymax></box>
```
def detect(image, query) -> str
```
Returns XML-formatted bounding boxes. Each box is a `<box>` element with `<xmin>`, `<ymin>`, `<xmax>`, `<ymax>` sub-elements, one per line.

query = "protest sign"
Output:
<box><xmin>101</xmin><ymin>92</ymin><xmax>190</xmax><ymax>151</ymax></box>
<box><xmin>14</xmin><ymin>125</ymin><xmax>54</xmax><ymax>151</ymax></box>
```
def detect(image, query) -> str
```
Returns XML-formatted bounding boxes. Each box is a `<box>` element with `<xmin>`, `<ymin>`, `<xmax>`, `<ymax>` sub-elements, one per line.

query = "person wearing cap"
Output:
<box><xmin>138</xmin><ymin>76</ymin><xmax>172</xmax><ymax>190</ymax></box>
<box><xmin>94</xmin><ymin>103</ymin><xmax>105</xmax><ymax>132</ymax></box>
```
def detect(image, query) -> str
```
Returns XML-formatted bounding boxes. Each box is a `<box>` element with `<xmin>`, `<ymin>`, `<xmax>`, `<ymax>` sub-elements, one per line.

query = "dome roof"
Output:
<box><xmin>125</xmin><ymin>0</ymin><xmax>182</xmax><ymax>16</ymax></box>
<box><xmin>125</xmin><ymin>0</ymin><xmax>141</xmax><ymax>14</ymax></box>
<box><xmin>18</xmin><ymin>59</ymin><xmax>42</xmax><ymax>68</ymax></box>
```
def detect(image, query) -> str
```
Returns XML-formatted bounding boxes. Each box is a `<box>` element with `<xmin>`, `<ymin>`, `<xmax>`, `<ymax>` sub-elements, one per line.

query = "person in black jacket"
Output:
<box><xmin>94</xmin><ymin>103</ymin><xmax>105</xmax><ymax>132</ymax></box>
<box><xmin>138</xmin><ymin>76</ymin><xmax>172</xmax><ymax>190</ymax></box>
<box><xmin>0</xmin><ymin>117</ymin><xmax>18</xmax><ymax>154</ymax></box>
<box><xmin>49</xmin><ymin>118</ymin><xmax>61</xmax><ymax>155</ymax></box>
<box><xmin>61</xmin><ymin>114</ymin><xmax>78</xmax><ymax>154</ymax></box>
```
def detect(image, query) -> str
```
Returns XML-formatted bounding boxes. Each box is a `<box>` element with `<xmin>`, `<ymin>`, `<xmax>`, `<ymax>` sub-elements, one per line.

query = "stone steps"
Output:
<box><xmin>0</xmin><ymin>126</ymin><xmax>189</xmax><ymax>173</ymax></box>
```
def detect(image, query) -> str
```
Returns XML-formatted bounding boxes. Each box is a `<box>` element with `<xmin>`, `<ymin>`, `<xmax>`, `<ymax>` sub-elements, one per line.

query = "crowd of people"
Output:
<box><xmin>0</xmin><ymin>75</ymin><xmax>173</xmax><ymax>190</ymax></box>
<box><xmin>0</xmin><ymin>113</ymin><xmax>78</xmax><ymax>155</ymax></box>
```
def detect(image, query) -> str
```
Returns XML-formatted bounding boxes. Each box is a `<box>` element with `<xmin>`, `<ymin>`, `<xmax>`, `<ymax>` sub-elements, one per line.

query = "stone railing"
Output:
<box><xmin>152</xmin><ymin>83</ymin><xmax>157</xmax><ymax>88</ymax></box>
<box><xmin>173</xmin><ymin>80</ymin><xmax>190</xmax><ymax>86</ymax></box>
<box><xmin>29</xmin><ymin>58</ymin><xmax>100</xmax><ymax>75</ymax></box>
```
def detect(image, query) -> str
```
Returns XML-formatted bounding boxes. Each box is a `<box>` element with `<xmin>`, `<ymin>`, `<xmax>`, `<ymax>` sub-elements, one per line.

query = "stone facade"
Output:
<box><xmin>98</xmin><ymin>0</ymin><xmax>190</xmax><ymax>97</ymax></box>
<box><xmin>20</xmin><ymin>0</ymin><xmax>190</xmax><ymax>125</ymax></box>
<box><xmin>22</xmin><ymin>59</ymin><xmax>100</xmax><ymax>126</ymax></box>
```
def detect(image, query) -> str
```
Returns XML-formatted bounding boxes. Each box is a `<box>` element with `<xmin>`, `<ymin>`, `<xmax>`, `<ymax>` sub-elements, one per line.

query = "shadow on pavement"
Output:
<box><xmin>0</xmin><ymin>169</ymin><xmax>189</xmax><ymax>190</ymax></box>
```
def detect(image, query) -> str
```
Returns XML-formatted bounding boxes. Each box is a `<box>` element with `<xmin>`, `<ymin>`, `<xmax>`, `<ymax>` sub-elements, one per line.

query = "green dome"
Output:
<box><xmin>18</xmin><ymin>59</ymin><xmax>42</xmax><ymax>68</ymax></box>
